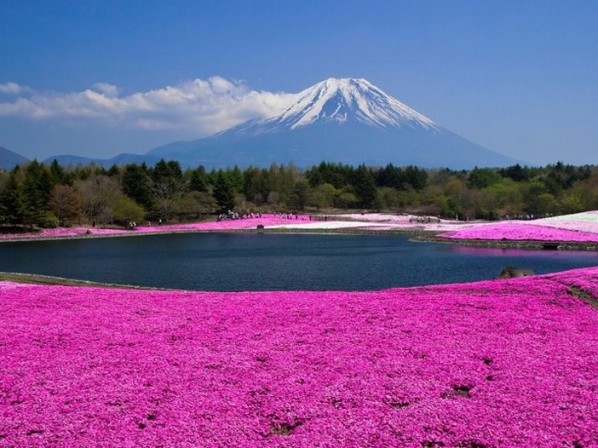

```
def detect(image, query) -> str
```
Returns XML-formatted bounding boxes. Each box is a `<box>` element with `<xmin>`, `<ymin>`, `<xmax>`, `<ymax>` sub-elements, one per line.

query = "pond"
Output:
<box><xmin>1</xmin><ymin>233</ymin><xmax>597</xmax><ymax>291</ymax></box>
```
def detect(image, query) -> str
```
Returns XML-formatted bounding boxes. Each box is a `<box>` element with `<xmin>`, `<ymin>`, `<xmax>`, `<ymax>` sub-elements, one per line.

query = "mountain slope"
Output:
<box><xmin>44</xmin><ymin>153</ymin><xmax>161</xmax><ymax>168</ymax></box>
<box><xmin>0</xmin><ymin>146</ymin><xmax>29</xmax><ymax>170</ymax></box>
<box><xmin>146</xmin><ymin>77</ymin><xmax>520</xmax><ymax>169</ymax></box>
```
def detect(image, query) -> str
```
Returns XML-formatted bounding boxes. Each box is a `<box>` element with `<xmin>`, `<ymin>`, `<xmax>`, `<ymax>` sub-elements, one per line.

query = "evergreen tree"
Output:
<box><xmin>500</xmin><ymin>164</ymin><xmax>528</xmax><ymax>182</ymax></box>
<box><xmin>153</xmin><ymin>159</ymin><xmax>184</xmax><ymax>183</ymax></box>
<box><xmin>21</xmin><ymin>161</ymin><xmax>52</xmax><ymax>226</ymax></box>
<box><xmin>49</xmin><ymin>159</ymin><xmax>72</xmax><ymax>186</ymax></box>
<box><xmin>107</xmin><ymin>164</ymin><xmax>120</xmax><ymax>177</ymax></box>
<box><xmin>122</xmin><ymin>164</ymin><xmax>153</xmax><ymax>210</ymax></box>
<box><xmin>189</xmin><ymin>165</ymin><xmax>209</xmax><ymax>192</ymax></box>
<box><xmin>213</xmin><ymin>171</ymin><xmax>235</xmax><ymax>212</ymax></box>
<box><xmin>0</xmin><ymin>169</ymin><xmax>23</xmax><ymax>224</ymax></box>
<box><xmin>306</xmin><ymin>162</ymin><xmax>353</xmax><ymax>189</ymax></box>
<box><xmin>353</xmin><ymin>165</ymin><xmax>377</xmax><ymax>208</ymax></box>
<box><xmin>402</xmin><ymin>166</ymin><xmax>428</xmax><ymax>191</ymax></box>
<box><xmin>376</xmin><ymin>164</ymin><xmax>403</xmax><ymax>189</ymax></box>
<box><xmin>229</xmin><ymin>165</ymin><xmax>244</xmax><ymax>193</ymax></box>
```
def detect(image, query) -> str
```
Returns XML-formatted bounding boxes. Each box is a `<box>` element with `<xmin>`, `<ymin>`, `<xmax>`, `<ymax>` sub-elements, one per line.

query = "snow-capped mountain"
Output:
<box><xmin>147</xmin><ymin>78</ymin><xmax>520</xmax><ymax>169</ymax></box>
<box><xmin>228</xmin><ymin>78</ymin><xmax>437</xmax><ymax>135</ymax></box>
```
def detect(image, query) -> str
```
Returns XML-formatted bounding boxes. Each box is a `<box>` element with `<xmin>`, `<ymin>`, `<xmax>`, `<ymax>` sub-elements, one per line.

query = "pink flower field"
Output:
<box><xmin>1</xmin><ymin>268</ymin><xmax>597</xmax><ymax>447</ymax></box>
<box><xmin>439</xmin><ymin>222</ymin><xmax>598</xmax><ymax>243</ymax></box>
<box><xmin>534</xmin><ymin>211</ymin><xmax>598</xmax><ymax>234</ymax></box>
<box><xmin>0</xmin><ymin>215</ymin><xmax>312</xmax><ymax>241</ymax></box>
<box><xmin>3</xmin><ymin>211</ymin><xmax>598</xmax><ymax>244</ymax></box>
<box><xmin>439</xmin><ymin>211</ymin><xmax>598</xmax><ymax>243</ymax></box>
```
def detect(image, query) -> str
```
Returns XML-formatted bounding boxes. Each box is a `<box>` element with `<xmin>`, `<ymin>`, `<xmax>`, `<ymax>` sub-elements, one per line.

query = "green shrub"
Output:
<box><xmin>40</xmin><ymin>212</ymin><xmax>60</xmax><ymax>228</ymax></box>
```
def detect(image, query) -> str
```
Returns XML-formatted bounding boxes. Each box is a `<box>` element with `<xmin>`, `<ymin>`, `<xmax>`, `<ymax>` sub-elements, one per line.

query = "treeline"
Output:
<box><xmin>0</xmin><ymin>159</ymin><xmax>596</xmax><ymax>229</ymax></box>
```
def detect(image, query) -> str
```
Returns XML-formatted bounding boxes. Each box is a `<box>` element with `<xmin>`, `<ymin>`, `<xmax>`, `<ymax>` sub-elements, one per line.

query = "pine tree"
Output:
<box><xmin>189</xmin><ymin>166</ymin><xmax>209</xmax><ymax>192</ymax></box>
<box><xmin>122</xmin><ymin>164</ymin><xmax>153</xmax><ymax>210</ymax></box>
<box><xmin>21</xmin><ymin>161</ymin><xmax>52</xmax><ymax>226</ymax></box>
<box><xmin>0</xmin><ymin>169</ymin><xmax>23</xmax><ymax>225</ymax></box>
<box><xmin>353</xmin><ymin>164</ymin><xmax>377</xmax><ymax>208</ymax></box>
<box><xmin>49</xmin><ymin>159</ymin><xmax>72</xmax><ymax>185</ymax></box>
<box><xmin>213</xmin><ymin>171</ymin><xmax>235</xmax><ymax>212</ymax></box>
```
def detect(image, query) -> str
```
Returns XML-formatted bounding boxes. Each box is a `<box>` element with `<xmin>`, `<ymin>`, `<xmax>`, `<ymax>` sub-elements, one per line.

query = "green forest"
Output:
<box><xmin>0</xmin><ymin>159</ymin><xmax>596</xmax><ymax>229</ymax></box>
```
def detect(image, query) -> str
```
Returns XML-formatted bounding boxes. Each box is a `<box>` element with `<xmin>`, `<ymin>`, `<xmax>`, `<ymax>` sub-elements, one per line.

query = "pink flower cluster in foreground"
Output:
<box><xmin>1</xmin><ymin>268</ymin><xmax>597</xmax><ymax>447</ymax></box>
<box><xmin>0</xmin><ymin>215</ymin><xmax>311</xmax><ymax>241</ymax></box>
<box><xmin>439</xmin><ymin>222</ymin><xmax>598</xmax><ymax>242</ymax></box>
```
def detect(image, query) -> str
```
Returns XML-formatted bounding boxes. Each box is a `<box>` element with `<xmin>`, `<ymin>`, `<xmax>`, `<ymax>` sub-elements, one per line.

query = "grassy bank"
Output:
<box><xmin>0</xmin><ymin>272</ymin><xmax>167</xmax><ymax>290</ymax></box>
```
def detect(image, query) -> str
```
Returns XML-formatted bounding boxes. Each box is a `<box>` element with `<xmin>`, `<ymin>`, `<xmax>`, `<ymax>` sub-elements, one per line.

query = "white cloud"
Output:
<box><xmin>0</xmin><ymin>77</ymin><xmax>297</xmax><ymax>136</ymax></box>
<box><xmin>0</xmin><ymin>82</ymin><xmax>31</xmax><ymax>95</ymax></box>
<box><xmin>93</xmin><ymin>82</ymin><xmax>119</xmax><ymax>97</ymax></box>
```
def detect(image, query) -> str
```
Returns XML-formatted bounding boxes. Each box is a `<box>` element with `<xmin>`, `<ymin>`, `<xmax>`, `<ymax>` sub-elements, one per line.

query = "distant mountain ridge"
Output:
<box><xmin>43</xmin><ymin>153</ymin><xmax>161</xmax><ymax>168</ymax></box>
<box><xmin>147</xmin><ymin>78</ymin><xmax>520</xmax><ymax>169</ymax></box>
<box><xmin>0</xmin><ymin>146</ymin><xmax>29</xmax><ymax>170</ymax></box>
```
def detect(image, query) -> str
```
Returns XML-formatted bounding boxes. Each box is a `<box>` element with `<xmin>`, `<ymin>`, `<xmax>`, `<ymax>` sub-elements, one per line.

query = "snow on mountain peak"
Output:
<box><xmin>221</xmin><ymin>77</ymin><xmax>439</xmax><ymax>137</ymax></box>
<box><xmin>270</xmin><ymin>77</ymin><xmax>437</xmax><ymax>131</ymax></box>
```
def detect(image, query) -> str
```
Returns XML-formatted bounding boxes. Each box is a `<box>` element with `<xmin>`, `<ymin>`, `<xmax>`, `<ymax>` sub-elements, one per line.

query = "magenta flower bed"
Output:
<box><xmin>0</xmin><ymin>227</ymin><xmax>90</xmax><ymax>240</ymax></box>
<box><xmin>135</xmin><ymin>214</ymin><xmax>310</xmax><ymax>233</ymax></box>
<box><xmin>1</xmin><ymin>268</ymin><xmax>597</xmax><ymax>447</ymax></box>
<box><xmin>439</xmin><ymin>222</ymin><xmax>598</xmax><ymax>242</ymax></box>
<box><xmin>0</xmin><ymin>215</ymin><xmax>311</xmax><ymax>241</ymax></box>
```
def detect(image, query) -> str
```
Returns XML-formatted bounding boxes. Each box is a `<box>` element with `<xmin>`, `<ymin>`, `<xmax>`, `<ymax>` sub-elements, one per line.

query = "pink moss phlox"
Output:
<box><xmin>0</xmin><ymin>215</ymin><xmax>312</xmax><ymax>241</ymax></box>
<box><xmin>532</xmin><ymin>220</ymin><xmax>598</xmax><ymax>235</ymax></box>
<box><xmin>534</xmin><ymin>211</ymin><xmax>598</xmax><ymax>234</ymax></box>
<box><xmin>1</xmin><ymin>267</ymin><xmax>597</xmax><ymax>446</ymax></box>
<box><xmin>135</xmin><ymin>214</ymin><xmax>311</xmax><ymax>233</ymax></box>
<box><xmin>439</xmin><ymin>222</ymin><xmax>598</xmax><ymax>242</ymax></box>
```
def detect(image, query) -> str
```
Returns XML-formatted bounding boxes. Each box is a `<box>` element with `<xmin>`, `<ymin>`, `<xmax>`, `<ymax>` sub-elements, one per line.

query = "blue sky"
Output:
<box><xmin>0</xmin><ymin>0</ymin><xmax>597</xmax><ymax>165</ymax></box>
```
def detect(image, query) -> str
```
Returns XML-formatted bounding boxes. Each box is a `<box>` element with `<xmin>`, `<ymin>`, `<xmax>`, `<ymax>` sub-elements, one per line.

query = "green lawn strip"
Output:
<box><xmin>414</xmin><ymin>235</ymin><xmax>598</xmax><ymax>251</ymax></box>
<box><xmin>564</xmin><ymin>285</ymin><xmax>598</xmax><ymax>311</ymax></box>
<box><xmin>0</xmin><ymin>272</ymin><xmax>167</xmax><ymax>290</ymax></box>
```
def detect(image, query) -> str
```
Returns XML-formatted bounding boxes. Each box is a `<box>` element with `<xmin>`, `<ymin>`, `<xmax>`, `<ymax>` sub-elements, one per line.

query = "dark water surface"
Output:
<box><xmin>1</xmin><ymin>233</ymin><xmax>597</xmax><ymax>291</ymax></box>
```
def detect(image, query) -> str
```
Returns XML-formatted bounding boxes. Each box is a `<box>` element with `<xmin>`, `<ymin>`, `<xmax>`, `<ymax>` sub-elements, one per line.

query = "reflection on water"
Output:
<box><xmin>451</xmin><ymin>245</ymin><xmax>598</xmax><ymax>258</ymax></box>
<box><xmin>0</xmin><ymin>233</ymin><xmax>596</xmax><ymax>291</ymax></box>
